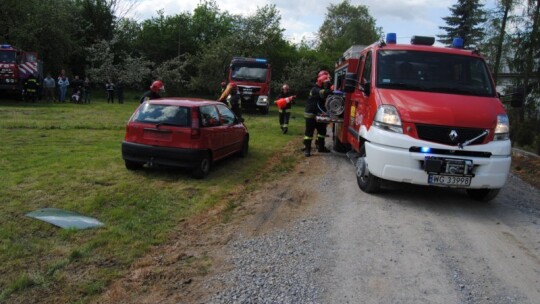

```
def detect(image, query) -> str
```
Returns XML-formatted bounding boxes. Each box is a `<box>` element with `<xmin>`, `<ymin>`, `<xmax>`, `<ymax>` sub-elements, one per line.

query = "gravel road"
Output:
<box><xmin>201</xmin><ymin>150</ymin><xmax>540</xmax><ymax>304</ymax></box>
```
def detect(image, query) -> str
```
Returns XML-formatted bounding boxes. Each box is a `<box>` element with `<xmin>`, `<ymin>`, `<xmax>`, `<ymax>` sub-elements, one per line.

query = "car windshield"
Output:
<box><xmin>0</xmin><ymin>51</ymin><xmax>16</xmax><ymax>63</ymax></box>
<box><xmin>376</xmin><ymin>50</ymin><xmax>495</xmax><ymax>97</ymax></box>
<box><xmin>231</xmin><ymin>66</ymin><xmax>268</xmax><ymax>82</ymax></box>
<box><xmin>133</xmin><ymin>104</ymin><xmax>190</xmax><ymax>126</ymax></box>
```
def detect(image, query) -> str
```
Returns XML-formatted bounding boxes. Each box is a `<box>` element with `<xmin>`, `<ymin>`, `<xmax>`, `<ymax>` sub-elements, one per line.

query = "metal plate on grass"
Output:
<box><xmin>26</xmin><ymin>208</ymin><xmax>104</xmax><ymax>230</ymax></box>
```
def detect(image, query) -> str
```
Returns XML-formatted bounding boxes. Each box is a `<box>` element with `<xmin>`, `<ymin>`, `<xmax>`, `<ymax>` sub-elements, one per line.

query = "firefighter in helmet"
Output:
<box><xmin>139</xmin><ymin>80</ymin><xmax>164</xmax><ymax>104</ymax></box>
<box><xmin>303</xmin><ymin>72</ymin><xmax>332</xmax><ymax>156</ymax></box>
<box><xmin>24</xmin><ymin>73</ymin><xmax>39</xmax><ymax>103</ymax></box>
<box><xmin>218</xmin><ymin>82</ymin><xmax>243</xmax><ymax>121</ymax></box>
<box><xmin>275</xmin><ymin>84</ymin><xmax>295</xmax><ymax>134</ymax></box>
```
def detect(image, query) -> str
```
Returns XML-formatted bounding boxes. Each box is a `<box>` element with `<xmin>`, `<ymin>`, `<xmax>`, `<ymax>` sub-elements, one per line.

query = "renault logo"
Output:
<box><xmin>449</xmin><ymin>130</ymin><xmax>459</xmax><ymax>142</ymax></box>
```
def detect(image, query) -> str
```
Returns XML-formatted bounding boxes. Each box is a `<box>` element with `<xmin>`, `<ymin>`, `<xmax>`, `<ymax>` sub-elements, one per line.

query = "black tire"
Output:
<box><xmin>466</xmin><ymin>189</ymin><xmax>500</xmax><ymax>202</ymax></box>
<box><xmin>356</xmin><ymin>145</ymin><xmax>381</xmax><ymax>193</ymax></box>
<box><xmin>259</xmin><ymin>105</ymin><xmax>269</xmax><ymax>115</ymax></box>
<box><xmin>239</xmin><ymin>136</ymin><xmax>249</xmax><ymax>158</ymax></box>
<box><xmin>192</xmin><ymin>152</ymin><xmax>211</xmax><ymax>179</ymax></box>
<box><xmin>125</xmin><ymin>160</ymin><xmax>143</xmax><ymax>170</ymax></box>
<box><xmin>333</xmin><ymin>133</ymin><xmax>348</xmax><ymax>153</ymax></box>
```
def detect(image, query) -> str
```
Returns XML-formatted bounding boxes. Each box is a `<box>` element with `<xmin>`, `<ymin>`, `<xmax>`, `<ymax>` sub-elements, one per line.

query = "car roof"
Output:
<box><xmin>147</xmin><ymin>97</ymin><xmax>221</xmax><ymax>107</ymax></box>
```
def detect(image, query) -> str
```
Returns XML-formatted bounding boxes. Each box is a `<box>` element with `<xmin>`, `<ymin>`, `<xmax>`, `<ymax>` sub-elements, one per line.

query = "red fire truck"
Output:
<box><xmin>228</xmin><ymin>57</ymin><xmax>272</xmax><ymax>114</ymax></box>
<box><xmin>327</xmin><ymin>34</ymin><xmax>512</xmax><ymax>201</ymax></box>
<box><xmin>0</xmin><ymin>44</ymin><xmax>43</xmax><ymax>98</ymax></box>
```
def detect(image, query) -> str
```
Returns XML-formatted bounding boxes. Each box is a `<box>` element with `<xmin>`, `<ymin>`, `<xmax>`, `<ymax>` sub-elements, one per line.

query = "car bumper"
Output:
<box><xmin>365</xmin><ymin>128</ymin><xmax>512</xmax><ymax>189</ymax></box>
<box><xmin>122</xmin><ymin>141</ymin><xmax>207</xmax><ymax>168</ymax></box>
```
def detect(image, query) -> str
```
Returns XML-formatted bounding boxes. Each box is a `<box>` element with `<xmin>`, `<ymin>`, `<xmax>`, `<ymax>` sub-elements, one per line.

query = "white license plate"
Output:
<box><xmin>428</xmin><ymin>174</ymin><xmax>471</xmax><ymax>186</ymax></box>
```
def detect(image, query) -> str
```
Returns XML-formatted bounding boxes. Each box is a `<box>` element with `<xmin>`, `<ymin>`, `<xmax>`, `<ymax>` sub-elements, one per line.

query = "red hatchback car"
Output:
<box><xmin>122</xmin><ymin>98</ymin><xmax>249</xmax><ymax>178</ymax></box>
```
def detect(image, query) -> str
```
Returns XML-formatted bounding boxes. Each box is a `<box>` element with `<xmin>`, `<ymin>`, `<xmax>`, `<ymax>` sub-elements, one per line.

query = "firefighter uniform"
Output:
<box><xmin>228</xmin><ymin>91</ymin><xmax>243</xmax><ymax>121</ymax></box>
<box><xmin>24</xmin><ymin>75</ymin><xmax>39</xmax><ymax>103</ymax></box>
<box><xmin>276</xmin><ymin>85</ymin><xmax>294</xmax><ymax>134</ymax></box>
<box><xmin>303</xmin><ymin>77</ymin><xmax>332</xmax><ymax>156</ymax></box>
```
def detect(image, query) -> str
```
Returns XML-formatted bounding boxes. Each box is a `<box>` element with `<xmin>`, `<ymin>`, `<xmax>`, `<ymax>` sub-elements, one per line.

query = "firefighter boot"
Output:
<box><xmin>317</xmin><ymin>138</ymin><xmax>330</xmax><ymax>153</ymax></box>
<box><xmin>303</xmin><ymin>139</ymin><xmax>312</xmax><ymax>157</ymax></box>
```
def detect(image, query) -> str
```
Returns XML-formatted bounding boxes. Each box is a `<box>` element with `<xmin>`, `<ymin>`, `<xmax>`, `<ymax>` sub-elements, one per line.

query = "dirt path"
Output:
<box><xmin>97</xmin><ymin>147</ymin><xmax>540</xmax><ymax>304</ymax></box>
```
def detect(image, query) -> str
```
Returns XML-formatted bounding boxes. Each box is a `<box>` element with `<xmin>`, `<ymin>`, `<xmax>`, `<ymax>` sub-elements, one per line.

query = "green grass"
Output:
<box><xmin>0</xmin><ymin>98</ymin><xmax>305</xmax><ymax>303</ymax></box>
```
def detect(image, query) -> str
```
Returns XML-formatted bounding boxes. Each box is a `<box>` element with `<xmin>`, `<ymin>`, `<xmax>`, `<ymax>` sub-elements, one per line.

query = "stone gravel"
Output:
<box><xmin>206</xmin><ymin>215</ymin><xmax>332</xmax><ymax>304</ymax></box>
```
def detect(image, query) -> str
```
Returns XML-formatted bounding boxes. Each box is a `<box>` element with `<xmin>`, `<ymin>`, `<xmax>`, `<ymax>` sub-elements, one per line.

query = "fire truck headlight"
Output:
<box><xmin>494</xmin><ymin>114</ymin><xmax>510</xmax><ymax>140</ymax></box>
<box><xmin>374</xmin><ymin>105</ymin><xmax>403</xmax><ymax>133</ymax></box>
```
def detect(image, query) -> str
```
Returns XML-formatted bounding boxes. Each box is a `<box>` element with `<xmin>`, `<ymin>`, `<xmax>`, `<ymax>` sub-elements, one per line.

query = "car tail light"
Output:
<box><xmin>191</xmin><ymin>108</ymin><xmax>200</xmax><ymax>139</ymax></box>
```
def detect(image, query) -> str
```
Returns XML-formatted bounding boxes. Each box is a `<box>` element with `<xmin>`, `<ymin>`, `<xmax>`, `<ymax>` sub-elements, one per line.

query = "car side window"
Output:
<box><xmin>361</xmin><ymin>51</ymin><xmax>372</xmax><ymax>85</ymax></box>
<box><xmin>199</xmin><ymin>105</ymin><xmax>220</xmax><ymax>127</ymax></box>
<box><xmin>216</xmin><ymin>104</ymin><xmax>236</xmax><ymax>125</ymax></box>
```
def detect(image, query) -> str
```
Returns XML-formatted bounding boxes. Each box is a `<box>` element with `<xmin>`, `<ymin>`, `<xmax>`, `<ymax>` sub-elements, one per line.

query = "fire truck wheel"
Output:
<box><xmin>466</xmin><ymin>188</ymin><xmax>500</xmax><ymax>202</ymax></box>
<box><xmin>356</xmin><ymin>146</ymin><xmax>381</xmax><ymax>193</ymax></box>
<box><xmin>258</xmin><ymin>106</ymin><xmax>269</xmax><ymax>115</ymax></box>
<box><xmin>192</xmin><ymin>152</ymin><xmax>211</xmax><ymax>179</ymax></box>
<box><xmin>332</xmin><ymin>133</ymin><xmax>348</xmax><ymax>153</ymax></box>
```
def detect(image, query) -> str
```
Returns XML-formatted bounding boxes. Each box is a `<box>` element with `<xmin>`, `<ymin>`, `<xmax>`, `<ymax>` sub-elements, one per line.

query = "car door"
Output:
<box><xmin>216</xmin><ymin>104</ymin><xmax>244</xmax><ymax>156</ymax></box>
<box><xmin>199</xmin><ymin>105</ymin><xmax>225</xmax><ymax>159</ymax></box>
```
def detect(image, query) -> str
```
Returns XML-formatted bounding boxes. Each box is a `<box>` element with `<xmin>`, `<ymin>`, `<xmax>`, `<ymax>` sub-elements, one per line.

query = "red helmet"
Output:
<box><xmin>229</xmin><ymin>82</ymin><xmax>238</xmax><ymax>90</ymax></box>
<box><xmin>220</xmin><ymin>81</ymin><xmax>227</xmax><ymax>88</ymax></box>
<box><xmin>282</xmin><ymin>84</ymin><xmax>289</xmax><ymax>91</ymax></box>
<box><xmin>150</xmin><ymin>80</ymin><xmax>164</xmax><ymax>92</ymax></box>
<box><xmin>316</xmin><ymin>74</ymin><xmax>331</xmax><ymax>87</ymax></box>
<box><xmin>318</xmin><ymin>70</ymin><xmax>330</xmax><ymax>78</ymax></box>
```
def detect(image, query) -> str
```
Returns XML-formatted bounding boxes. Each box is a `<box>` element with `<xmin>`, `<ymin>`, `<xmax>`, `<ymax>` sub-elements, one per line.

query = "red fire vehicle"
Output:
<box><xmin>327</xmin><ymin>34</ymin><xmax>512</xmax><ymax>201</ymax></box>
<box><xmin>227</xmin><ymin>57</ymin><xmax>272</xmax><ymax>114</ymax></box>
<box><xmin>0</xmin><ymin>44</ymin><xmax>43</xmax><ymax>98</ymax></box>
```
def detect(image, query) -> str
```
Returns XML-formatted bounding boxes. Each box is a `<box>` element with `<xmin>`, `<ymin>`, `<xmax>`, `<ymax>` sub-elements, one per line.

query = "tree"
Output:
<box><xmin>438</xmin><ymin>0</ymin><xmax>487</xmax><ymax>48</ymax></box>
<box><xmin>318</xmin><ymin>0</ymin><xmax>380</xmax><ymax>57</ymax></box>
<box><xmin>493</xmin><ymin>0</ymin><xmax>515</xmax><ymax>84</ymax></box>
<box><xmin>276</xmin><ymin>58</ymin><xmax>320</xmax><ymax>98</ymax></box>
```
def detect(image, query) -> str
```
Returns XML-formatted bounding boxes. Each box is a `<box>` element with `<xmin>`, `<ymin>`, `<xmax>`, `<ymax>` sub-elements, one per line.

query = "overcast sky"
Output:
<box><xmin>128</xmin><ymin>0</ymin><xmax>497</xmax><ymax>44</ymax></box>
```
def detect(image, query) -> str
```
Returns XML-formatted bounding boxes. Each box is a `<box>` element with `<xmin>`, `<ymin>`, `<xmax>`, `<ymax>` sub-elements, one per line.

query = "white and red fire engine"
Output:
<box><xmin>325</xmin><ymin>33</ymin><xmax>513</xmax><ymax>201</ymax></box>
<box><xmin>0</xmin><ymin>44</ymin><xmax>43</xmax><ymax>97</ymax></box>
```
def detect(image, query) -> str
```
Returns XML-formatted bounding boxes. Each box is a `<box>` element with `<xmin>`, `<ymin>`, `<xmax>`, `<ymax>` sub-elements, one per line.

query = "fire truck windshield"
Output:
<box><xmin>231</xmin><ymin>66</ymin><xmax>267</xmax><ymax>83</ymax></box>
<box><xmin>376</xmin><ymin>50</ymin><xmax>495</xmax><ymax>97</ymax></box>
<box><xmin>0</xmin><ymin>51</ymin><xmax>16</xmax><ymax>63</ymax></box>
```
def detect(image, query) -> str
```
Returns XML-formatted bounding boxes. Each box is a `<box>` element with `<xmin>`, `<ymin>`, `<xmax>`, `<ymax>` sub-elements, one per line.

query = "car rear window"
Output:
<box><xmin>133</xmin><ymin>104</ymin><xmax>190</xmax><ymax>126</ymax></box>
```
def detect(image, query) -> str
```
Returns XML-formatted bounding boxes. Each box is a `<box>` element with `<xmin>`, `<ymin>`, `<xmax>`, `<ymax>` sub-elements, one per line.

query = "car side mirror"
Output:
<box><xmin>344</xmin><ymin>73</ymin><xmax>357</xmax><ymax>93</ymax></box>
<box><xmin>361</xmin><ymin>81</ymin><xmax>371</xmax><ymax>96</ymax></box>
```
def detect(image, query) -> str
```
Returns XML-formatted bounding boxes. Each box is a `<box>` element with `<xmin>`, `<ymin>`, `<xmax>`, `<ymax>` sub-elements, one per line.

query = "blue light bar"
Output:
<box><xmin>1</xmin><ymin>44</ymin><xmax>12</xmax><ymax>49</ymax></box>
<box><xmin>386</xmin><ymin>33</ymin><xmax>397</xmax><ymax>44</ymax></box>
<box><xmin>420</xmin><ymin>147</ymin><xmax>431</xmax><ymax>153</ymax></box>
<box><xmin>255</xmin><ymin>58</ymin><xmax>267</xmax><ymax>63</ymax></box>
<box><xmin>452</xmin><ymin>37</ymin><xmax>464</xmax><ymax>48</ymax></box>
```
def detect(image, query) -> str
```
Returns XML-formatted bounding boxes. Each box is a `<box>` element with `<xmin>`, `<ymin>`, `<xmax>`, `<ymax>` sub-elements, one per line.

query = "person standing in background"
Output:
<box><xmin>106</xmin><ymin>79</ymin><xmax>115</xmax><ymax>103</ymax></box>
<box><xmin>83</xmin><ymin>77</ymin><xmax>91</xmax><ymax>104</ymax></box>
<box><xmin>42</xmin><ymin>73</ymin><xmax>56</xmax><ymax>103</ymax></box>
<box><xmin>116</xmin><ymin>81</ymin><xmax>124</xmax><ymax>104</ymax></box>
<box><xmin>57</xmin><ymin>70</ymin><xmax>69</xmax><ymax>103</ymax></box>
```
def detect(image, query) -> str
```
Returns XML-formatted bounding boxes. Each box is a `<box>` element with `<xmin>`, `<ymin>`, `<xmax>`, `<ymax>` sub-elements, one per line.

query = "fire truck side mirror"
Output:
<box><xmin>510</xmin><ymin>86</ymin><xmax>524</xmax><ymax>108</ymax></box>
<box><xmin>344</xmin><ymin>73</ymin><xmax>357</xmax><ymax>93</ymax></box>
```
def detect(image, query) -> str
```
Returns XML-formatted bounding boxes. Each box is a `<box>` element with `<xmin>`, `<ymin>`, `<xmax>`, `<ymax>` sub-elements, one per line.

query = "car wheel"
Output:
<box><xmin>356</xmin><ymin>145</ymin><xmax>381</xmax><ymax>193</ymax></box>
<box><xmin>466</xmin><ymin>189</ymin><xmax>500</xmax><ymax>202</ymax></box>
<box><xmin>125</xmin><ymin>160</ymin><xmax>143</xmax><ymax>170</ymax></box>
<box><xmin>192</xmin><ymin>152</ymin><xmax>211</xmax><ymax>179</ymax></box>
<box><xmin>239</xmin><ymin>136</ymin><xmax>249</xmax><ymax>158</ymax></box>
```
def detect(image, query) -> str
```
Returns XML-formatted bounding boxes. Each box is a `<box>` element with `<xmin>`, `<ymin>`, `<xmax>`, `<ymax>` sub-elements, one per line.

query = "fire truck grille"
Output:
<box><xmin>416</xmin><ymin>124</ymin><xmax>486</xmax><ymax>146</ymax></box>
<box><xmin>239</xmin><ymin>87</ymin><xmax>260</xmax><ymax>95</ymax></box>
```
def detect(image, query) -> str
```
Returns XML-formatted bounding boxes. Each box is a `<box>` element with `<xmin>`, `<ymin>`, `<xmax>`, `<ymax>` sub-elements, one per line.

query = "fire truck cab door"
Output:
<box><xmin>357</xmin><ymin>51</ymin><xmax>373</xmax><ymax>137</ymax></box>
<box><xmin>23</xmin><ymin>52</ymin><xmax>37</xmax><ymax>63</ymax></box>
